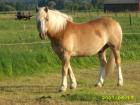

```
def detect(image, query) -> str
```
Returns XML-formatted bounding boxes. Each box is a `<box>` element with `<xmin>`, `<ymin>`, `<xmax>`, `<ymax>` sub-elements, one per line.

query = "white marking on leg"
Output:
<box><xmin>96</xmin><ymin>52</ymin><xmax>106</xmax><ymax>87</ymax></box>
<box><xmin>68</xmin><ymin>65</ymin><xmax>77</xmax><ymax>89</ymax></box>
<box><xmin>62</xmin><ymin>75</ymin><xmax>67</xmax><ymax>88</ymax></box>
<box><xmin>60</xmin><ymin>72</ymin><xmax>67</xmax><ymax>91</ymax></box>
<box><xmin>117</xmin><ymin>66</ymin><xmax>123</xmax><ymax>86</ymax></box>
<box><xmin>100</xmin><ymin>67</ymin><xmax>105</xmax><ymax>84</ymax></box>
<box><xmin>96</xmin><ymin>66</ymin><xmax>105</xmax><ymax>87</ymax></box>
<box><xmin>118</xmin><ymin>66</ymin><xmax>123</xmax><ymax>86</ymax></box>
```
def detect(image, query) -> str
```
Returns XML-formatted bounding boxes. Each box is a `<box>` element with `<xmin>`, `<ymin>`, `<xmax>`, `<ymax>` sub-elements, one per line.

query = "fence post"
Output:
<box><xmin>115</xmin><ymin>12</ymin><xmax>117</xmax><ymax>17</ymax></box>
<box><xmin>88</xmin><ymin>10</ymin><xmax>90</xmax><ymax>16</ymax></box>
<box><xmin>129</xmin><ymin>13</ymin><xmax>132</xmax><ymax>26</ymax></box>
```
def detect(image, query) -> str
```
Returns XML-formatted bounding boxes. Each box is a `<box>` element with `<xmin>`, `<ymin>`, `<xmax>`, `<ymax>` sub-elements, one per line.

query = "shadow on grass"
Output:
<box><xmin>62</xmin><ymin>93</ymin><xmax>102</xmax><ymax>102</ymax></box>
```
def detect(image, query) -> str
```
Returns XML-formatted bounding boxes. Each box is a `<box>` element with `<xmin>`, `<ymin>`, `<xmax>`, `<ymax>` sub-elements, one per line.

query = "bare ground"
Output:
<box><xmin>0</xmin><ymin>62</ymin><xmax>139</xmax><ymax>105</ymax></box>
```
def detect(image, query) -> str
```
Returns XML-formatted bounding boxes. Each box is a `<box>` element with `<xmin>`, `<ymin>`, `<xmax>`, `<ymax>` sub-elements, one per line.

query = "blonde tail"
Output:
<box><xmin>105</xmin><ymin>50</ymin><xmax>115</xmax><ymax>75</ymax></box>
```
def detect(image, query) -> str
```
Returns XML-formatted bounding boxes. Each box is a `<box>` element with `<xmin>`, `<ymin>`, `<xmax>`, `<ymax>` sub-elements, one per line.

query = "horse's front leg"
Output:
<box><xmin>59</xmin><ymin>51</ymin><xmax>70</xmax><ymax>92</ymax></box>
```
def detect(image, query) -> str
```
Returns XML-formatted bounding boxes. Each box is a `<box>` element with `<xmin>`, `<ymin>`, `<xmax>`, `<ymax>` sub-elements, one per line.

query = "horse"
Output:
<box><xmin>36</xmin><ymin>7</ymin><xmax>123</xmax><ymax>92</ymax></box>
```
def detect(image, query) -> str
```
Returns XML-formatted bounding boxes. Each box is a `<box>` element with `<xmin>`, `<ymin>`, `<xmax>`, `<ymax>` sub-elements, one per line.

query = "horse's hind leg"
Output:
<box><xmin>68</xmin><ymin>65</ymin><xmax>77</xmax><ymax>89</ymax></box>
<box><xmin>112</xmin><ymin>48</ymin><xmax>123</xmax><ymax>86</ymax></box>
<box><xmin>95</xmin><ymin>50</ymin><xmax>107</xmax><ymax>87</ymax></box>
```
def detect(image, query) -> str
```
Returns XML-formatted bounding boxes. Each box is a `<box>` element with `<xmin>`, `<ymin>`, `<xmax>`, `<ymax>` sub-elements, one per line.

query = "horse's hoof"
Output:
<box><xmin>95</xmin><ymin>82</ymin><xmax>103</xmax><ymax>87</ymax></box>
<box><xmin>59</xmin><ymin>89</ymin><xmax>66</xmax><ymax>92</ymax></box>
<box><xmin>117</xmin><ymin>80</ymin><xmax>123</xmax><ymax>87</ymax></box>
<box><xmin>117</xmin><ymin>83</ymin><xmax>123</xmax><ymax>87</ymax></box>
<box><xmin>70</xmin><ymin>83</ymin><xmax>77</xmax><ymax>89</ymax></box>
<box><xmin>59</xmin><ymin>86</ymin><xmax>67</xmax><ymax>92</ymax></box>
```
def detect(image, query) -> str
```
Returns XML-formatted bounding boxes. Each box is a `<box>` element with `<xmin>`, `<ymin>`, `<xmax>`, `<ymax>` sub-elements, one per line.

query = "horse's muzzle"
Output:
<box><xmin>39</xmin><ymin>33</ymin><xmax>47</xmax><ymax>40</ymax></box>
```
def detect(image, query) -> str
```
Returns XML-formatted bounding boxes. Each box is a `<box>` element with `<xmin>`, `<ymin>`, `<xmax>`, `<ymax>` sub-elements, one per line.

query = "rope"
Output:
<box><xmin>0</xmin><ymin>33</ymin><xmax>139</xmax><ymax>46</ymax></box>
<box><xmin>123</xmin><ymin>33</ymin><xmax>140</xmax><ymax>35</ymax></box>
<box><xmin>0</xmin><ymin>41</ymin><xmax>50</xmax><ymax>46</ymax></box>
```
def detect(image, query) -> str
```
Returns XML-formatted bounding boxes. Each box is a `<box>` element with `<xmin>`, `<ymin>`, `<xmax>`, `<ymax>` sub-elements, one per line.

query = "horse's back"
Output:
<box><xmin>64</xmin><ymin>17</ymin><xmax>122</xmax><ymax>56</ymax></box>
<box><xmin>89</xmin><ymin>17</ymin><xmax>122</xmax><ymax>48</ymax></box>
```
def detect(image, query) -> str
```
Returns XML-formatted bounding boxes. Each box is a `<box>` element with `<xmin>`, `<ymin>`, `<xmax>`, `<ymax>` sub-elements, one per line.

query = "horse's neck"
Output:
<box><xmin>47</xmin><ymin>30</ymin><xmax>64</xmax><ymax>44</ymax></box>
<box><xmin>47</xmin><ymin>21</ymin><xmax>74</xmax><ymax>44</ymax></box>
<box><xmin>48</xmin><ymin>21</ymin><xmax>71</xmax><ymax>39</ymax></box>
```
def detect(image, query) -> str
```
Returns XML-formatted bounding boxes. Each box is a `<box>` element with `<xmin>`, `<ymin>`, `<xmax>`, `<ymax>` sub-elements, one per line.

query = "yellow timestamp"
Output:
<box><xmin>101</xmin><ymin>95</ymin><xmax>134</xmax><ymax>101</ymax></box>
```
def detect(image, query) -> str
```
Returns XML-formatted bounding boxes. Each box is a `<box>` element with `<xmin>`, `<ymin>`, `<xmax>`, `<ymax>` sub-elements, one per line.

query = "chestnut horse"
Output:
<box><xmin>36</xmin><ymin>7</ymin><xmax>123</xmax><ymax>92</ymax></box>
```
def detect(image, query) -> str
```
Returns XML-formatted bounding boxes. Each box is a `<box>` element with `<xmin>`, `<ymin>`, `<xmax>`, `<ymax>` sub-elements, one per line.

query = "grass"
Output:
<box><xmin>0</xmin><ymin>62</ymin><xmax>139</xmax><ymax>105</ymax></box>
<box><xmin>0</xmin><ymin>12</ymin><xmax>139</xmax><ymax>105</ymax></box>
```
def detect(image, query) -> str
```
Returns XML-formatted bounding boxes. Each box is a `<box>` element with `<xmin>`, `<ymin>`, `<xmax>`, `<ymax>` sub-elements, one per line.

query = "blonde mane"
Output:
<box><xmin>47</xmin><ymin>9</ymin><xmax>73</xmax><ymax>34</ymax></box>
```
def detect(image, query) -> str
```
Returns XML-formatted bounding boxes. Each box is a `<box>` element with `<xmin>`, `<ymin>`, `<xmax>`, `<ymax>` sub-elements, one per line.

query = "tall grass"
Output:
<box><xmin>0</xmin><ymin>12</ymin><xmax>139</xmax><ymax>77</ymax></box>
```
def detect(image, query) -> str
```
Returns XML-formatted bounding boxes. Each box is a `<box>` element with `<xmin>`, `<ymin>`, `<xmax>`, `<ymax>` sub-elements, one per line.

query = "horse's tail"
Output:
<box><xmin>105</xmin><ymin>50</ymin><xmax>115</xmax><ymax>75</ymax></box>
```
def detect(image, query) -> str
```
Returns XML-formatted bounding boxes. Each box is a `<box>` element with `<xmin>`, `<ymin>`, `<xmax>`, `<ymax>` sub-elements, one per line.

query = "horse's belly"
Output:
<box><xmin>72</xmin><ymin>44</ymin><xmax>103</xmax><ymax>57</ymax></box>
<box><xmin>71</xmin><ymin>31</ymin><xmax>107</xmax><ymax>57</ymax></box>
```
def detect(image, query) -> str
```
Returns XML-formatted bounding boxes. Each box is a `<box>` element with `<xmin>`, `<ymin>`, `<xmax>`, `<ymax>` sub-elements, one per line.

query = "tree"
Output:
<box><xmin>38</xmin><ymin>0</ymin><xmax>48</xmax><ymax>7</ymax></box>
<box><xmin>15</xmin><ymin>2</ymin><xmax>24</xmax><ymax>10</ymax></box>
<box><xmin>0</xmin><ymin>1</ymin><xmax>16</xmax><ymax>11</ymax></box>
<box><xmin>64</xmin><ymin>0</ymin><xmax>73</xmax><ymax>10</ymax></box>
<box><xmin>91</xmin><ymin>0</ymin><xmax>97</xmax><ymax>7</ymax></box>
<box><xmin>48</xmin><ymin>1</ymin><xmax>56</xmax><ymax>9</ymax></box>
<box><xmin>81</xmin><ymin>0</ymin><xmax>93</xmax><ymax>10</ymax></box>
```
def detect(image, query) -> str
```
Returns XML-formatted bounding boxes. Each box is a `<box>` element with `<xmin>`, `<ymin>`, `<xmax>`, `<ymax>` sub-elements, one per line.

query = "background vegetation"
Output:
<box><xmin>0</xmin><ymin>0</ymin><xmax>103</xmax><ymax>11</ymax></box>
<box><xmin>0</xmin><ymin>12</ymin><xmax>139</xmax><ymax>77</ymax></box>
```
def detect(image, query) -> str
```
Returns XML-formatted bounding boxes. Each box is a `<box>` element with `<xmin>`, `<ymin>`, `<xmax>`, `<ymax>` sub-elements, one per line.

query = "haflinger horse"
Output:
<box><xmin>36</xmin><ymin>7</ymin><xmax>123</xmax><ymax>92</ymax></box>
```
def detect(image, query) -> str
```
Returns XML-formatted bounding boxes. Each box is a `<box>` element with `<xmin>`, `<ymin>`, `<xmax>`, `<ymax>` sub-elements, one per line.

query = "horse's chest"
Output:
<box><xmin>51</xmin><ymin>42</ymin><xmax>64</xmax><ymax>54</ymax></box>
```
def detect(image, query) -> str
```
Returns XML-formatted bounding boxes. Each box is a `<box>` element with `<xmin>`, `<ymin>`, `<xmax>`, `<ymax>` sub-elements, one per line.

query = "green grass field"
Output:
<box><xmin>0</xmin><ymin>12</ymin><xmax>139</xmax><ymax>77</ymax></box>
<box><xmin>0</xmin><ymin>12</ymin><xmax>140</xmax><ymax>105</ymax></box>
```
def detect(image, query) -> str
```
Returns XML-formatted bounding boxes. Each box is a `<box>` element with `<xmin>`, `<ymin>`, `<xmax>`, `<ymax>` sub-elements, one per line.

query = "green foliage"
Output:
<box><xmin>0</xmin><ymin>0</ymin><xmax>37</xmax><ymax>11</ymax></box>
<box><xmin>63</xmin><ymin>91</ymin><xmax>102</xmax><ymax>102</ymax></box>
<box><xmin>0</xmin><ymin>0</ymin><xmax>101</xmax><ymax>11</ymax></box>
<box><xmin>0</xmin><ymin>0</ymin><xmax>106</xmax><ymax>12</ymax></box>
<box><xmin>0</xmin><ymin>1</ymin><xmax>15</xmax><ymax>11</ymax></box>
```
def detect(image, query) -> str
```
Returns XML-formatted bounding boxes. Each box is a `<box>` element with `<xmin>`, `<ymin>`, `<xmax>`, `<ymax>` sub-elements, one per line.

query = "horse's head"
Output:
<box><xmin>36</xmin><ymin>7</ymin><xmax>49</xmax><ymax>40</ymax></box>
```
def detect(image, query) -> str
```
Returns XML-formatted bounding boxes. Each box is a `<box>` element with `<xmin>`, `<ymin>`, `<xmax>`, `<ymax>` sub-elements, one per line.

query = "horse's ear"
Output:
<box><xmin>44</xmin><ymin>7</ymin><xmax>48</xmax><ymax>13</ymax></box>
<box><xmin>36</xmin><ymin>6</ymin><xmax>39</xmax><ymax>13</ymax></box>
